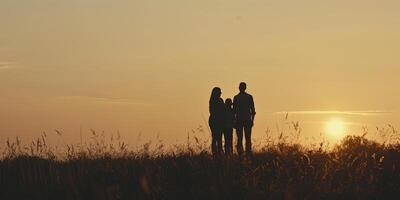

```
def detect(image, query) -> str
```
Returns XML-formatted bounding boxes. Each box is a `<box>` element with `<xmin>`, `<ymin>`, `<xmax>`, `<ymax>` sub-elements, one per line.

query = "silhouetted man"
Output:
<box><xmin>233</xmin><ymin>82</ymin><xmax>256</xmax><ymax>156</ymax></box>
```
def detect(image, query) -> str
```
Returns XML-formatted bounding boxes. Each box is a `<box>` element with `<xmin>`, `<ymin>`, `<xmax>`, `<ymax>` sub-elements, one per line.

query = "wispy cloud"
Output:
<box><xmin>300</xmin><ymin>120</ymin><xmax>367</xmax><ymax>126</ymax></box>
<box><xmin>58</xmin><ymin>95</ymin><xmax>151</xmax><ymax>106</ymax></box>
<box><xmin>0</xmin><ymin>61</ymin><xmax>18</xmax><ymax>70</ymax></box>
<box><xmin>0</xmin><ymin>65</ymin><xmax>11</xmax><ymax>70</ymax></box>
<box><xmin>274</xmin><ymin>110</ymin><xmax>393</xmax><ymax>116</ymax></box>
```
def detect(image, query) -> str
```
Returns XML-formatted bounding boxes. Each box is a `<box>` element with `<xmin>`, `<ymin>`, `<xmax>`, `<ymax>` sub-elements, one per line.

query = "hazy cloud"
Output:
<box><xmin>0</xmin><ymin>61</ymin><xmax>18</xmax><ymax>70</ymax></box>
<box><xmin>274</xmin><ymin>110</ymin><xmax>393</xmax><ymax>116</ymax></box>
<box><xmin>0</xmin><ymin>65</ymin><xmax>11</xmax><ymax>70</ymax></box>
<box><xmin>58</xmin><ymin>95</ymin><xmax>151</xmax><ymax>106</ymax></box>
<box><xmin>300</xmin><ymin>120</ymin><xmax>366</xmax><ymax>126</ymax></box>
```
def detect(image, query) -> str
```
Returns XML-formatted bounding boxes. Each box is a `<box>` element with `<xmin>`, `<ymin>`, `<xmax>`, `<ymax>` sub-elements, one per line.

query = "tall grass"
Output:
<box><xmin>1</xmin><ymin>123</ymin><xmax>400</xmax><ymax>200</ymax></box>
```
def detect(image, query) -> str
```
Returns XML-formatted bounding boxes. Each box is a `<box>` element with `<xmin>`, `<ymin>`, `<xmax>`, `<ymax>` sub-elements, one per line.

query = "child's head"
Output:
<box><xmin>225</xmin><ymin>98</ymin><xmax>233</xmax><ymax>107</ymax></box>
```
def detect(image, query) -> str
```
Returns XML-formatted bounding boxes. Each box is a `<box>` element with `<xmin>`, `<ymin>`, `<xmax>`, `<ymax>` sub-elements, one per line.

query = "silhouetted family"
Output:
<box><xmin>209</xmin><ymin>82</ymin><xmax>256</xmax><ymax>157</ymax></box>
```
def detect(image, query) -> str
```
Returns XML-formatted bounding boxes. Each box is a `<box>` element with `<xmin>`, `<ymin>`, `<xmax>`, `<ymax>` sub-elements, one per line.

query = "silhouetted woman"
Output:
<box><xmin>209</xmin><ymin>87</ymin><xmax>225</xmax><ymax>156</ymax></box>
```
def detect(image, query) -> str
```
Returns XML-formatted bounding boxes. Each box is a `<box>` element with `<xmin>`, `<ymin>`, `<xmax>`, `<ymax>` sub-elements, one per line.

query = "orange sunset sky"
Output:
<box><xmin>1</xmin><ymin>0</ymin><xmax>400</xmax><ymax>146</ymax></box>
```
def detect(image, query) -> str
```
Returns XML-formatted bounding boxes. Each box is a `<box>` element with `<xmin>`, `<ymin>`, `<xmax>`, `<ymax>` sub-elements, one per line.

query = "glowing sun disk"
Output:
<box><xmin>325</xmin><ymin>118</ymin><xmax>346</xmax><ymax>140</ymax></box>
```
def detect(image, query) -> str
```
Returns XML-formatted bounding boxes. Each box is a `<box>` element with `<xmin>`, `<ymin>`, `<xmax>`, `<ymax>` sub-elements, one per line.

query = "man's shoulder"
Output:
<box><xmin>234</xmin><ymin>92</ymin><xmax>252</xmax><ymax>99</ymax></box>
<box><xmin>244</xmin><ymin>92</ymin><xmax>253</xmax><ymax>99</ymax></box>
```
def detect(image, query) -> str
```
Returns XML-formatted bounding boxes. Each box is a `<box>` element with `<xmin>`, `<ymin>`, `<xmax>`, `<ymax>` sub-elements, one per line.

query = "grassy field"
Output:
<box><xmin>1</xmin><ymin>128</ymin><xmax>400</xmax><ymax>200</ymax></box>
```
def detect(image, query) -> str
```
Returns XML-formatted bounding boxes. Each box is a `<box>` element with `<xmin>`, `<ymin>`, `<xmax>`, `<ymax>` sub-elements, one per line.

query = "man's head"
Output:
<box><xmin>239</xmin><ymin>82</ymin><xmax>247</xmax><ymax>93</ymax></box>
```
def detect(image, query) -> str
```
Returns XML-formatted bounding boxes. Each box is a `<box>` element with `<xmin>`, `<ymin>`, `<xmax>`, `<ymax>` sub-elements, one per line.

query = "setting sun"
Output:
<box><xmin>325</xmin><ymin>118</ymin><xmax>346</xmax><ymax>140</ymax></box>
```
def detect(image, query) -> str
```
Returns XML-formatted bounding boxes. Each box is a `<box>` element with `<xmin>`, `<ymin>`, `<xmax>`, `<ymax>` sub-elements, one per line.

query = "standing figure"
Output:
<box><xmin>223</xmin><ymin>98</ymin><xmax>235</xmax><ymax>156</ymax></box>
<box><xmin>209</xmin><ymin>87</ymin><xmax>225</xmax><ymax>156</ymax></box>
<box><xmin>233</xmin><ymin>82</ymin><xmax>256</xmax><ymax>156</ymax></box>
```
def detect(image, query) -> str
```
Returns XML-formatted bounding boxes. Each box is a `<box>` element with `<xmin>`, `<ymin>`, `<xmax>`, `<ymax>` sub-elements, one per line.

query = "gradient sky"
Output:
<box><xmin>1</xmin><ymin>0</ymin><xmax>400</xmax><ymax>146</ymax></box>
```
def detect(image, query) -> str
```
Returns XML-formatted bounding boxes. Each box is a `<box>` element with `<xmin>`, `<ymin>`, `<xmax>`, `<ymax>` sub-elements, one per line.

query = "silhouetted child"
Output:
<box><xmin>223</xmin><ymin>98</ymin><xmax>235</xmax><ymax>156</ymax></box>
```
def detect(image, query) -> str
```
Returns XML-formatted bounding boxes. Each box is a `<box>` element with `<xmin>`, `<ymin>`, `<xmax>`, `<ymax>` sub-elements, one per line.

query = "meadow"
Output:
<box><xmin>1</xmin><ymin>124</ymin><xmax>400</xmax><ymax>200</ymax></box>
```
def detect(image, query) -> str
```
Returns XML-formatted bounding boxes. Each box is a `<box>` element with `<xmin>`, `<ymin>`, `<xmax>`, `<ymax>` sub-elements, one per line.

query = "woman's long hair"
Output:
<box><xmin>209</xmin><ymin>87</ymin><xmax>221</xmax><ymax>104</ymax></box>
